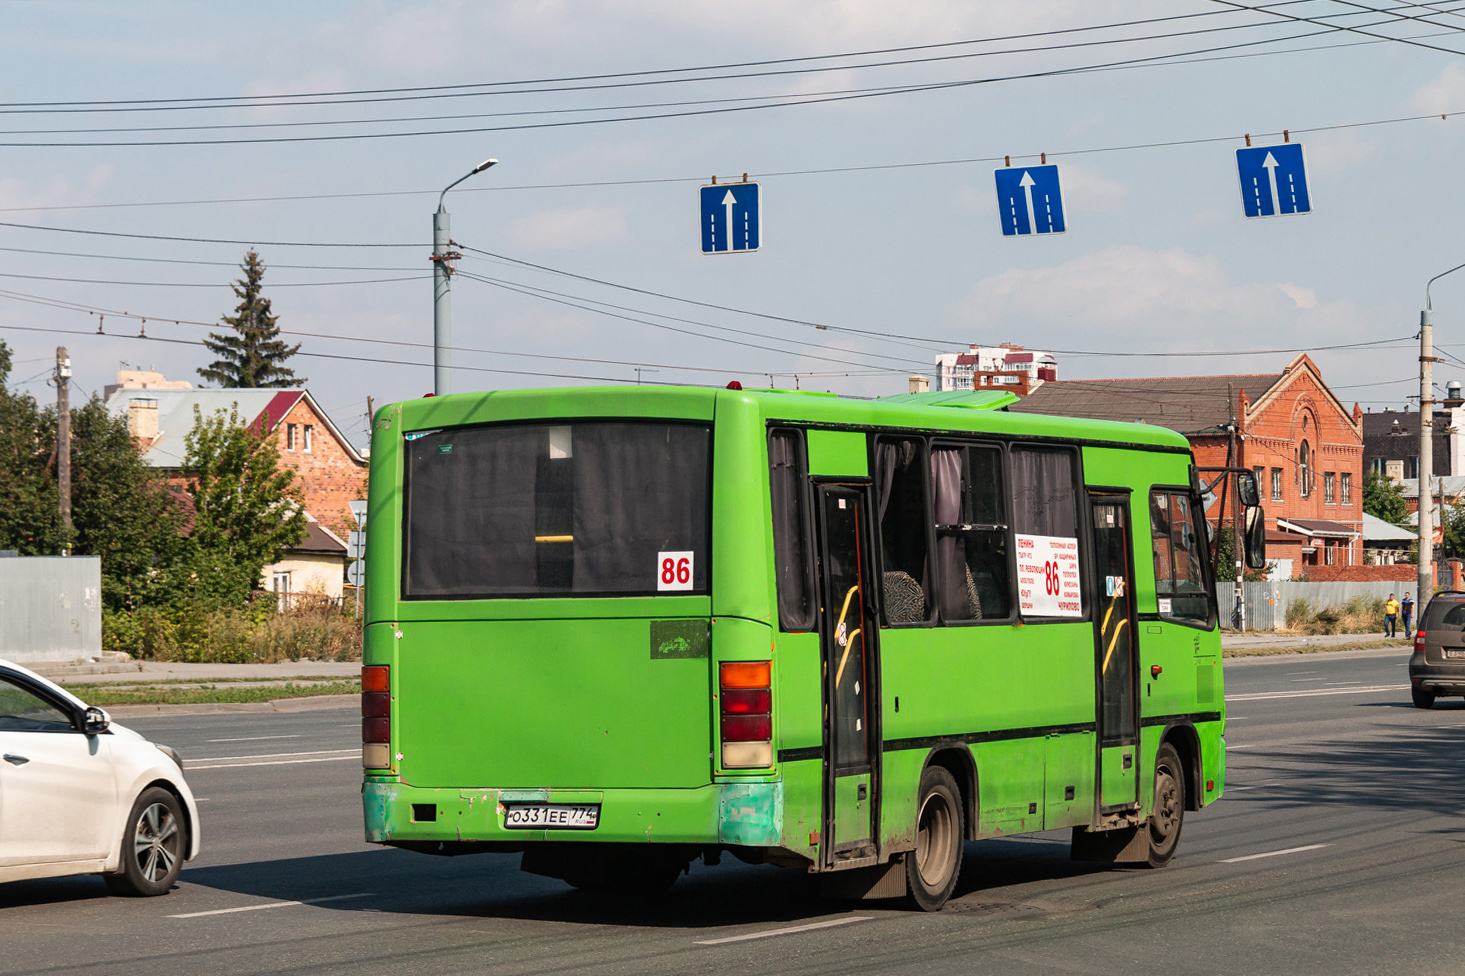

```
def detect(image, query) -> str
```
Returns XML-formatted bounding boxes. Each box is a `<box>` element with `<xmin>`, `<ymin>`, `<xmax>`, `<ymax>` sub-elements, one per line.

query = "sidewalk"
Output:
<box><xmin>1221</xmin><ymin>630</ymin><xmax>1412</xmax><ymax>656</ymax></box>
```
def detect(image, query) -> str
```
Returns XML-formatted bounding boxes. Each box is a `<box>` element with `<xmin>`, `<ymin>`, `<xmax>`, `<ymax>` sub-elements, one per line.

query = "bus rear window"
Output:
<box><xmin>403</xmin><ymin>421</ymin><xmax>711</xmax><ymax>599</ymax></box>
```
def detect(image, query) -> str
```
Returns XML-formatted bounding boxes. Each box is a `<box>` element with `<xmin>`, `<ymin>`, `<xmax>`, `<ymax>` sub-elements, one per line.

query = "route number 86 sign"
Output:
<box><xmin>658</xmin><ymin>551</ymin><xmax>694</xmax><ymax>591</ymax></box>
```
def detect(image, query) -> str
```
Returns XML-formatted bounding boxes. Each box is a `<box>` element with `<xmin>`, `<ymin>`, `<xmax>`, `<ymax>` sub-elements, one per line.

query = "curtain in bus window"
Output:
<box><xmin>875</xmin><ymin>439</ymin><xmax>930</xmax><ymax>623</ymax></box>
<box><xmin>931</xmin><ymin>446</ymin><xmax>1012</xmax><ymax>621</ymax></box>
<box><xmin>571</xmin><ymin>424</ymin><xmax>710</xmax><ymax>594</ymax></box>
<box><xmin>769</xmin><ymin>430</ymin><xmax>814</xmax><ymax>631</ymax></box>
<box><xmin>404</xmin><ymin>425</ymin><xmax>540</xmax><ymax>596</ymax></box>
<box><xmin>1011</xmin><ymin>448</ymin><xmax>1077</xmax><ymax>538</ymax></box>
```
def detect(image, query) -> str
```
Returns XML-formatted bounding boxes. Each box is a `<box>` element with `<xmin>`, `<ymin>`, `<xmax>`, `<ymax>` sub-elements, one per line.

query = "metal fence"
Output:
<box><xmin>0</xmin><ymin>556</ymin><xmax>102</xmax><ymax>663</ymax></box>
<box><xmin>1217</xmin><ymin>580</ymin><xmax>1405</xmax><ymax>631</ymax></box>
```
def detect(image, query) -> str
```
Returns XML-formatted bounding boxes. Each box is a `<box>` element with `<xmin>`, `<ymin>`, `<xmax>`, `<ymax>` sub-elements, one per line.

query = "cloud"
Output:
<box><xmin>1410</xmin><ymin>63</ymin><xmax>1465</xmax><ymax>115</ymax></box>
<box><xmin>943</xmin><ymin>245</ymin><xmax>1363</xmax><ymax>363</ymax></box>
<box><xmin>504</xmin><ymin>205</ymin><xmax>630</xmax><ymax>250</ymax></box>
<box><xmin>1057</xmin><ymin>163</ymin><xmax>1127</xmax><ymax>213</ymax></box>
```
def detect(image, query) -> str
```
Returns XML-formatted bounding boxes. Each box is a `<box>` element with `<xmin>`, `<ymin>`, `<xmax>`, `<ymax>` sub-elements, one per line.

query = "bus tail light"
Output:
<box><xmin>720</xmin><ymin>661</ymin><xmax>772</xmax><ymax>768</ymax></box>
<box><xmin>362</xmin><ymin>665</ymin><xmax>391</xmax><ymax>769</ymax></box>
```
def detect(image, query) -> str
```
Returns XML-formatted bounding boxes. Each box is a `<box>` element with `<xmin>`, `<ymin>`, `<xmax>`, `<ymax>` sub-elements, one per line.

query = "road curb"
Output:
<box><xmin>104</xmin><ymin>694</ymin><xmax>357</xmax><ymax>718</ymax></box>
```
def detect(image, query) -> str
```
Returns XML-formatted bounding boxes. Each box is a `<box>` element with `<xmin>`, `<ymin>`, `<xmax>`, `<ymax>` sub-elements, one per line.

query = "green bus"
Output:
<box><xmin>360</xmin><ymin>385</ymin><xmax>1257</xmax><ymax>910</ymax></box>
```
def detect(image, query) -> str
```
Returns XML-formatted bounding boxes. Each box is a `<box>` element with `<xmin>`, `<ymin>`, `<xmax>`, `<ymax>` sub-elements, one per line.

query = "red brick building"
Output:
<box><xmin>106</xmin><ymin>382</ymin><xmax>366</xmax><ymax>537</ymax></box>
<box><xmin>1013</xmin><ymin>355</ymin><xmax>1363</xmax><ymax>573</ymax></box>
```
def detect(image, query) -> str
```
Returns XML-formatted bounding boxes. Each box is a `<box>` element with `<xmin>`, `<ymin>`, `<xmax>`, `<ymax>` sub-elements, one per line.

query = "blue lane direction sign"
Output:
<box><xmin>994</xmin><ymin>164</ymin><xmax>1066</xmax><ymax>237</ymax></box>
<box><xmin>1236</xmin><ymin>142</ymin><xmax>1311</xmax><ymax>218</ymax></box>
<box><xmin>700</xmin><ymin>182</ymin><xmax>761</xmax><ymax>254</ymax></box>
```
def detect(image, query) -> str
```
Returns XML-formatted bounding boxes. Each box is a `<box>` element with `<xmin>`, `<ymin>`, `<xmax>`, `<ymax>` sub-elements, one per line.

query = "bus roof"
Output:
<box><xmin>383</xmin><ymin>385</ymin><xmax>1193</xmax><ymax>454</ymax></box>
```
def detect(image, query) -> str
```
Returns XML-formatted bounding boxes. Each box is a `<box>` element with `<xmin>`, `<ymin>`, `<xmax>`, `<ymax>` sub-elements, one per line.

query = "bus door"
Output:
<box><xmin>814</xmin><ymin>484</ymin><xmax>880</xmax><ymax>866</ymax></box>
<box><xmin>1090</xmin><ymin>494</ymin><xmax>1141</xmax><ymax>813</ymax></box>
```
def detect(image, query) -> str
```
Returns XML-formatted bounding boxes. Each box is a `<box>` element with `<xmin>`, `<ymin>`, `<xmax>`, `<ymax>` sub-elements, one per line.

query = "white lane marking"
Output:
<box><xmin>207</xmin><ymin>734</ymin><xmax>302</xmax><ymax>743</ymax></box>
<box><xmin>1226</xmin><ymin>782</ymin><xmax>1275</xmax><ymax>792</ymax></box>
<box><xmin>1226</xmin><ymin>744</ymin><xmax>1257</xmax><ymax>750</ymax></box>
<box><xmin>1285</xmin><ymin>671</ymin><xmax>1317</xmax><ymax>675</ymax></box>
<box><xmin>1324</xmin><ymin>681</ymin><xmax>1362</xmax><ymax>686</ymax></box>
<box><xmin>169</xmin><ymin>892</ymin><xmax>373</xmax><ymax>919</ymax></box>
<box><xmin>190</xmin><ymin>755</ymin><xmax>359</xmax><ymax>771</ymax></box>
<box><xmin>1227</xmin><ymin>685</ymin><xmax>1396</xmax><ymax>702</ymax></box>
<box><xmin>1220</xmin><ymin>844</ymin><xmax>1328</xmax><ymax>863</ymax></box>
<box><xmin>193</xmin><ymin>748</ymin><xmax>357</xmax><ymax>763</ymax></box>
<box><xmin>696</xmin><ymin>916</ymin><xmax>872</xmax><ymax>945</ymax></box>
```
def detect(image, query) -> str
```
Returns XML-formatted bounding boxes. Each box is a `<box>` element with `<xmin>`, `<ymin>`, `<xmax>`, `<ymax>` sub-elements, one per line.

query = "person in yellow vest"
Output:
<box><xmin>1384</xmin><ymin>594</ymin><xmax>1400</xmax><ymax>638</ymax></box>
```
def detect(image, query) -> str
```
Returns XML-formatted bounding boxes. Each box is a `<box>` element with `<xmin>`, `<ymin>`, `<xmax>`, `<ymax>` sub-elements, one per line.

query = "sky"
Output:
<box><xmin>3</xmin><ymin>0</ymin><xmax>1465</xmax><ymax>447</ymax></box>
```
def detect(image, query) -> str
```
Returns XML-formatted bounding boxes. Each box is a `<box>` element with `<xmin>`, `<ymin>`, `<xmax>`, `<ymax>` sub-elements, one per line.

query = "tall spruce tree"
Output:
<box><xmin>198</xmin><ymin>249</ymin><xmax>305</xmax><ymax>388</ymax></box>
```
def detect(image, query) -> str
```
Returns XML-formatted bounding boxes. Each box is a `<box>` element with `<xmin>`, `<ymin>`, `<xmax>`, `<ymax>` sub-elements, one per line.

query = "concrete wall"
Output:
<box><xmin>0</xmin><ymin>556</ymin><xmax>102</xmax><ymax>663</ymax></box>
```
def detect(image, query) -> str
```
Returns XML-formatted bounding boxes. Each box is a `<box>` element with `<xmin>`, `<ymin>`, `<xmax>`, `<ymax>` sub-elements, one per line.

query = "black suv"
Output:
<box><xmin>1409</xmin><ymin>590</ymin><xmax>1465</xmax><ymax>708</ymax></box>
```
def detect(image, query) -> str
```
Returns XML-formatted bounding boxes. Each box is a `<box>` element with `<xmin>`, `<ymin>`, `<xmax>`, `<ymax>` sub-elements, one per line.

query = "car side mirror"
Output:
<box><xmin>1237</xmin><ymin>470</ymin><xmax>1260</xmax><ymax>508</ymax></box>
<box><xmin>82</xmin><ymin>706</ymin><xmax>110</xmax><ymax>735</ymax></box>
<box><xmin>1243</xmin><ymin>505</ymin><xmax>1267</xmax><ymax>570</ymax></box>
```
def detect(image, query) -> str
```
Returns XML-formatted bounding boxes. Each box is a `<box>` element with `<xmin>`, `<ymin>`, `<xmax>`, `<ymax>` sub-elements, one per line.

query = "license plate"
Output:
<box><xmin>503</xmin><ymin>803</ymin><xmax>600</xmax><ymax>830</ymax></box>
<box><xmin>1445</xmin><ymin>649</ymin><xmax>1465</xmax><ymax>660</ymax></box>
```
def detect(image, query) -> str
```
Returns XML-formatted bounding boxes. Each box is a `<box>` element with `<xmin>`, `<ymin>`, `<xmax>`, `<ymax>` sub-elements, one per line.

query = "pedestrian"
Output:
<box><xmin>1401</xmin><ymin>592</ymin><xmax>1415</xmax><ymax>639</ymax></box>
<box><xmin>1384</xmin><ymin>593</ymin><xmax>1399</xmax><ymax>638</ymax></box>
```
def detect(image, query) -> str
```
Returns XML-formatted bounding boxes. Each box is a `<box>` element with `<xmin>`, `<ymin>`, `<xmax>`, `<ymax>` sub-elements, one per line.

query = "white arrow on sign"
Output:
<box><xmin>1261</xmin><ymin>151</ymin><xmax>1280</xmax><ymax>215</ymax></box>
<box><xmin>1018</xmin><ymin>171</ymin><xmax>1037</xmax><ymax>233</ymax></box>
<box><xmin>722</xmin><ymin>190</ymin><xmax>737</xmax><ymax>248</ymax></box>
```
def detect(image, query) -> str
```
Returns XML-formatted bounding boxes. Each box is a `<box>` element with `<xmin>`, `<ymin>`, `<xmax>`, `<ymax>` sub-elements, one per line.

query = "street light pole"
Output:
<box><xmin>432</xmin><ymin>158</ymin><xmax>497</xmax><ymax>397</ymax></box>
<box><xmin>1420</xmin><ymin>261</ymin><xmax>1465</xmax><ymax>600</ymax></box>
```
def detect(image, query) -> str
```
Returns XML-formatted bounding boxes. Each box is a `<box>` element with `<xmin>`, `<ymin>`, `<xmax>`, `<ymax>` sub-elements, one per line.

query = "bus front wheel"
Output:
<box><xmin>904</xmin><ymin>765</ymin><xmax>964</xmax><ymax>911</ymax></box>
<box><xmin>1145</xmin><ymin>743</ymin><xmax>1185</xmax><ymax>868</ymax></box>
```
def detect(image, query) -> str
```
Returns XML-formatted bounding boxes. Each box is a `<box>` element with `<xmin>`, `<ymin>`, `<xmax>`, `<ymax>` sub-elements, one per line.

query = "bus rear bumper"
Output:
<box><xmin>362</xmin><ymin>780</ymin><xmax>783</xmax><ymax>848</ymax></box>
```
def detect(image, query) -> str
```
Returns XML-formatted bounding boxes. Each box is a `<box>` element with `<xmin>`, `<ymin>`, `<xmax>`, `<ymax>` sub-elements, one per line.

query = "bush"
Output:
<box><xmin>1282</xmin><ymin>594</ymin><xmax>1386</xmax><ymax>635</ymax></box>
<box><xmin>102</xmin><ymin>594</ymin><xmax>361</xmax><ymax>663</ymax></box>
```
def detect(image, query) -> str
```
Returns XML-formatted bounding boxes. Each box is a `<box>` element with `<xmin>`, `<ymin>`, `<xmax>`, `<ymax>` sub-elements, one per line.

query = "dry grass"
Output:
<box><xmin>1282</xmin><ymin>595</ymin><xmax>1386</xmax><ymax>636</ymax></box>
<box><xmin>103</xmin><ymin>597</ymin><xmax>361</xmax><ymax>663</ymax></box>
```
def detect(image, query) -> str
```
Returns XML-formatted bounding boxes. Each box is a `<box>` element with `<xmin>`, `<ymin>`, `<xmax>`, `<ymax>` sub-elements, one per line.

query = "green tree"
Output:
<box><xmin>1363</xmin><ymin>469</ymin><xmax>1409</xmax><ymax>526</ymax></box>
<box><xmin>181</xmin><ymin>405</ymin><xmax>308</xmax><ymax>607</ymax></box>
<box><xmin>0</xmin><ymin>341</ymin><xmax>57</xmax><ymax>554</ymax></box>
<box><xmin>1211</xmin><ymin>526</ymin><xmax>1271</xmax><ymax>583</ymax></box>
<box><xmin>67</xmin><ymin>398</ymin><xmax>187</xmax><ymax>610</ymax></box>
<box><xmin>197</xmin><ymin>250</ymin><xmax>305</xmax><ymax>388</ymax></box>
<box><xmin>1441</xmin><ymin>501</ymin><xmax>1465</xmax><ymax>560</ymax></box>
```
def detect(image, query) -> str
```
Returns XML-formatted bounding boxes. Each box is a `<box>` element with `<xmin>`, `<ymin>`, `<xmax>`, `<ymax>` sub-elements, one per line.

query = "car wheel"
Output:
<box><xmin>1145</xmin><ymin>743</ymin><xmax>1185</xmax><ymax>868</ymax></box>
<box><xmin>1411</xmin><ymin>685</ymin><xmax>1436</xmax><ymax>709</ymax></box>
<box><xmin>105</xmin><ymin>787</ymin><xmax>185</xmax><ymax>897</ymax></box>
<box><xmin>903</xmin><ymin>765</ymin><xmax>963</xmax><ymax>911</ymax></box>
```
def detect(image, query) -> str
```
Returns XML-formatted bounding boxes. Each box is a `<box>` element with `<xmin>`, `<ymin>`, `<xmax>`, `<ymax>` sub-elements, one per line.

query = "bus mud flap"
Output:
<box><xmin>362</xmin><ymin>782</ymin><xmax>400</xmax><ymax>842</ymax></box>
<box><xmin>717</xmin><ymin>783</ymin><xmax>783</xmax><ymax>847</ymax></box>
<box><xmin>1070</xmin><ymin>825</ymin><xmax>1147</xmax><ymax>864</ymax></box>
<box><xmin>820</xmin><ymin>859</ymin><xmax>908</xmax><ymax>900</ymax></box>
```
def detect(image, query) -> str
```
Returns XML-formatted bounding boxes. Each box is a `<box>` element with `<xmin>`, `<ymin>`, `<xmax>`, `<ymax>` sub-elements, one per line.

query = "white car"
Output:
<box><xmin>0</xmin><ymin>659</ymin><xmax>201</xmax><ymax>896</ymax></box>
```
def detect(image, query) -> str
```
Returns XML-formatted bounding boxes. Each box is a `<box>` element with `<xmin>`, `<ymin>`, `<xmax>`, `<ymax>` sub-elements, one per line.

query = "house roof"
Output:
<box><xmin>1011</xmin><ymin>374</ymin><xmax>1280</xmax><ymax>434</ymax></box>
<box><xmin>104</xmin><ymin>388</ymin><xmax>364</xmax><ymax>467</ymax></box>
<box><xmin>1276</xmin><ymin>517</ymin><xmax>1359</xmax><ymax>539</ymax></box>
<box><xmin>1399</xmin><ymin>475</ymin><xmax>1465</xmax><ymax>499</ymax></box>
<box><xmin>288</xmin><ymin>522</ymin><xmax>347</xmax><ymax>554</ymax></box>
<box><xmin>1362</xmin><ymin>512</ymin><xmax>1415</xmax><ymax>542</ymax></box>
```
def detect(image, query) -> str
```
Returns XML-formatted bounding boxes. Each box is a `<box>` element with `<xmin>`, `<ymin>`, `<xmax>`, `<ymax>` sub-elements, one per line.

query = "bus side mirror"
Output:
<box><xmin>1237</xmin><ymin>470</ymin><xmax>1260</xmax><ymax>508</ymax></box>
<box><xmin>1243</xmin><ymin>505</ymin><xmax>1267</xmax><ymax>570</ymax></box>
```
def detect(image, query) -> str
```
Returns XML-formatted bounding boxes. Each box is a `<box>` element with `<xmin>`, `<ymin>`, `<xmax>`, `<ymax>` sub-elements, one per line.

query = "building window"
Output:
<box><xmin>1370</xmin><ymin>457</ymin><xmax>1386</xmax><ymax>476</ymax></box>
<box><xmin>1325</xmin><ymin>544</ymin><xmax>1336</xmax><ymax>566</ymax></box>
<box><xmin>272</xmin><ymin>571</ymin><xmax>291</xmax><ymax>611</ymax></box>
<box><xmin>1341</xmin><ymin>472</ymin><xmax>1352</xmax><ymax>505</ymax></box>
<box><xmin>1252</xmin><ymin>466</ymin><xmax>1264</xmax><ymax>498</ymax></box>
<box><xmin>286</xmin><ymin>424</ymin><xmax>297</xmax><ymax>452</ymax></box>
<box><xmin>303</xmin><ymin>424</ymin><xmax>314</xmax><ymax>453</ymax></box>
<box><xmin>1408</xmin><ymin>456</ymin><xmax>1420</xmax><ymax>480</ymax></box>
<box><xmin>1299</xmin><ymin>441</ymin><xmax>1311</xmax><ymax>498</ymax></box>
<box><xmin>1324</xmin><ymin>472</ymin><xmax>1335</xmax><ymax>504</ymax></box>
<box><xmin>1271</xmin><ymin>467</ymin><xmax>1283</xmax><ymax>502</ymax></box>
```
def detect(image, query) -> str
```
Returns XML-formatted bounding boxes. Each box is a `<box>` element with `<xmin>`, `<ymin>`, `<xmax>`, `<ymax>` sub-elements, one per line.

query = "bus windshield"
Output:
<box><xmin>402</xmin><ymin>420</ymin><xmax>711</xmax><ymax>599</ymax></box>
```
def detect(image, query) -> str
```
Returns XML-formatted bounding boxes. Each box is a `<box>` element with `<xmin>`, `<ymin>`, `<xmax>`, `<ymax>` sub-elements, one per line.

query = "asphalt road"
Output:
<box><xmin>5</xmin><ymin>646</ymin><xmax>1461</xmax><ymax>976</ymax></box>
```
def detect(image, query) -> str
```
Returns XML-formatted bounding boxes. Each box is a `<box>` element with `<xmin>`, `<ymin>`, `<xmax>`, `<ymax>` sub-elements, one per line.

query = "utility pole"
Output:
<box><xmin>55</xmin><ymin>346</ymin><xmax>72</xmax><ymax>556</ymax></box>
<box><xmin>432</xmin><ymin>158</ymin><xmax>497</xmax><ymax>396</ymax></box>
<box><xmin>1228</xmin><ymin>383</ymin><xmax>1244</xmax><ymax>633</ymax></box>
<box><xmin>1418</xmin><ymin>262</ymin><xmax>1465</xmax><ymax>599</ymax></box>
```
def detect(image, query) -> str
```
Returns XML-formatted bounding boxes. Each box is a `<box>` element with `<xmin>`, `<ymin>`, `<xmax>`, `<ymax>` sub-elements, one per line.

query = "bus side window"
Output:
<box><xmin>1010</xmin><ymin>446</ymin><xmax>1084</xmax><ymax>619</ymax></box>
<box><xmin>1151</xmin><ymin>489</ymin><xmax>1210</xmax><ymax>624</ymax></box>
<box><xmin>769</xmin><ymin>429</ymin><xmax>816</xmax><ymax>632</ymax></box>
<box><xmin>931</xmin><ymin>444</ymin><xmax>1012</xmax><ymax>622</ymax></box>
<box><xmin>874</xmin><ymin>437</ymin><xmax>933</xmax><ymax>625</ymax></box>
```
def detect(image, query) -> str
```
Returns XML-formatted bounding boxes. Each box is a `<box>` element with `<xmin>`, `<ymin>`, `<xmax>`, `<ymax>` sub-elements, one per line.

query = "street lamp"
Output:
<box><xmin>1419</xmin><ymin>260</ymin><xmax>1465</xmax><ymax>600</ymax></box>
<box><xmin>433</xmin><ymin>158</ymin><xmax>497</xmax><ymax>396</ymax></box>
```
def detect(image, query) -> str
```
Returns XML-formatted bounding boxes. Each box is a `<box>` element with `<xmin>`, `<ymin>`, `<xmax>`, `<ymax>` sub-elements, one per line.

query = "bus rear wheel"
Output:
<box><xmin>904</xmin><ymin>766</ymin><xmax>963</xmax><ymax>911</ymax></box>
<box><xmin>1145</xmin><ymin>743</ymin><xmax>1185</xmax><ymax>868</ymax></box>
